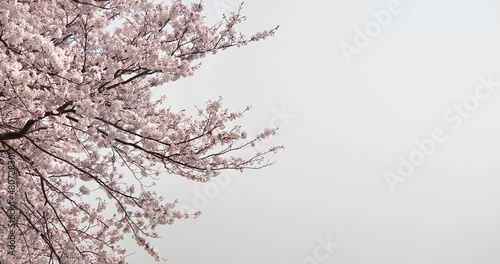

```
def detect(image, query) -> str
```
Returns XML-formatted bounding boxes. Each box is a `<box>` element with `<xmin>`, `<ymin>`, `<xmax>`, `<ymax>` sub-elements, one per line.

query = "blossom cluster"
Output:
<box><xmin>0</xmin><ymin>0</ymin><xmax>279</xmax><ymax>263</ymax></box>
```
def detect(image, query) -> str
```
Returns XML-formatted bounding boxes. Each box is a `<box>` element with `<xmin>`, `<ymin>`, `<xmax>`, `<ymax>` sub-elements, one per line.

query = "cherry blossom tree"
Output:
<box><xmin>0</xmin><ymin>0</ymin><xmax>280</xmax><ymax>263</ymax></box>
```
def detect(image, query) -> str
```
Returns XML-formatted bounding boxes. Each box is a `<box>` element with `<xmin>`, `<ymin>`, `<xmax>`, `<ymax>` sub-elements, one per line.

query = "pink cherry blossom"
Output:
<box><xmin>0</xmin><ymin>0</ymin><xmax>281</xmax><ymax>263</ymax></box>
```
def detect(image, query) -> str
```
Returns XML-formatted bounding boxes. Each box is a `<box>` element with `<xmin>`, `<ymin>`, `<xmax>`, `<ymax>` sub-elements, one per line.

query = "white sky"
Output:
<box><xmin>125</xmin><ymin>0</ymin><xmax>500</xmax><ymax>263</ymax></box>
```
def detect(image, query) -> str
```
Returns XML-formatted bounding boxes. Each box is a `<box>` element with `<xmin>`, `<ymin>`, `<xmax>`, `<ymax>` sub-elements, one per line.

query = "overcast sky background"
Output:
<box><xmin>125</xmin><ymin>0</ymin><xmax>500</xmax><ymax>263</ymax></box>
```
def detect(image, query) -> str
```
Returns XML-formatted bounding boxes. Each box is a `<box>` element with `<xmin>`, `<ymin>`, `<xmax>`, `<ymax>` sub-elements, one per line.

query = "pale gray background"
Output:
<box><xmin>124</xmin><ymin>0</ymin><xmax>500</xmax><ymax>263</ymax></box>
